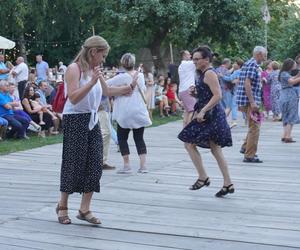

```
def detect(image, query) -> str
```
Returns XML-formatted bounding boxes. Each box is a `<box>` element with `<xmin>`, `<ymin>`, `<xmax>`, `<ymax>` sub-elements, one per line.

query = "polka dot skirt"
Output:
<box><xmin>60</xmin><ymin>113</ymin><xmax>103</xmax><ymax>194</ymax></box>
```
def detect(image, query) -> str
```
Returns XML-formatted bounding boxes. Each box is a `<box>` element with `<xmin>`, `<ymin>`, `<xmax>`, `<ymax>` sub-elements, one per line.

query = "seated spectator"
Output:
<box><xmin>22</xmin><ymin>85</ymin><xmax>56</xmax><ymax>137</ymax></box>
<box><xmin>36</xmin><ymin>80</ymin><xmax>60</xmax><ymax>131</ymax></box>
<box><xmin>0</xmin><ymin>117</ymin><xmax>8</xmax><ymax>140</ymax></box>
<box><xmin>8</xmin><ymin>83</ymin><xmax>41</xmax><ymax>133</ymax></box>
<box><xmin>155</xmin><ymin>75</ymin><xmax>170</xmax><ymax>117</ymax></box>
<box><xmin>165</xmin><ymin>78</ymin><xmax>182</xmax><ymax>114</ymax></box>
<box><xmin>31</xmin><ymin>92</ymin><xmax>58</xmax><ymax>125</ymax></box>
<box><xmin>0</xmin><ymin>80</ymin><xmax>30</xmax><ymax>139</ymax></box>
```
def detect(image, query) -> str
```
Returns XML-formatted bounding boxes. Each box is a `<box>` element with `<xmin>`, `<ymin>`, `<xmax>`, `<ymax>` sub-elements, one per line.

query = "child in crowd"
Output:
<box><xmin>155</xmin><ymin>75</ymin><xmax>170</xmax><ymax>117</ymax></box>
<box><xmin>165</xmin><ymin>78</ymin><xmax>182</xmax><ymax>114</ymax></box>
<box><xmin>30</xmin><ymin>92</ymin><xmax>57</xmax><ymax>125</ymax></box>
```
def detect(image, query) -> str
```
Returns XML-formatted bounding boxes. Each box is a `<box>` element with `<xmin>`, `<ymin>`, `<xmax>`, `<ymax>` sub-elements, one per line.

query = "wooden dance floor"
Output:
<box><xmin>0</xmin><ymin>119</ymin><xmax>299</xmax><ymax>249</ymax></box>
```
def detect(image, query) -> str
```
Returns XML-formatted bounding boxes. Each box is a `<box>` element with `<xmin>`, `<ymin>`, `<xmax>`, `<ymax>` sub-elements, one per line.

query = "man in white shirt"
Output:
<box><xmin>58</xmin><ymin>61</ymin><xmax>67</xmax><ymax>76</ymax></box>
<box><xmin>178</xmin><ymin>50</ymin><xmax>196</xmax><ymax>126</ymax></box>
<box><xmin>12</xmin><ymin>57</ymin><xmax>29</xmax><ymax>98</ymax></box>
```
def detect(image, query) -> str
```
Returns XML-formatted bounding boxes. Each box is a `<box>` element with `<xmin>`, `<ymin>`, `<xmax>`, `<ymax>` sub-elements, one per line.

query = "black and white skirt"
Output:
<box><xmin>60</xmin><ymin>113</ymin><xmax>103</xmax><ymax>194</ymax></box>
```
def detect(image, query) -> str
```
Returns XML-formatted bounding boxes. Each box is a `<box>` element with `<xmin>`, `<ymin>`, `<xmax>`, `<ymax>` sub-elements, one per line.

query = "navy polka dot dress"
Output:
<box><xmin>178</xmin><ymin>68</ymin><xmax>232</xmax><ymax>149</ymax></box>
<box><xmin>60</xmin><ymin>113</ymin><xmax>103</xmax><ymax>194</ymax></box>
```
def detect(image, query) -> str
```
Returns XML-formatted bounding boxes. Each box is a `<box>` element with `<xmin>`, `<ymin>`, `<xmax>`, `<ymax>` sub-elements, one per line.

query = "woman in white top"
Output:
<box><xmin>57</xmin><ymin>36</ymin><xmax>138</xmax><ymax>225</ymax></box>
<box><xmin>108</xmin><ymin>53</ymin><xmax>152</xmax><ymax>174</ymax></box>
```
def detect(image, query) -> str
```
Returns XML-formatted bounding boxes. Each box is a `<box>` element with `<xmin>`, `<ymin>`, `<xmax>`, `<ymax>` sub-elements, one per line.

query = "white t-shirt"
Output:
<box><xmin>107</xmin><ymin>72</ymin><xmax>152</xmax><ymax>129</ymax></box>
<box><xmin>178</xmin><ymin>60</ymin><xmax>196</xmax><ymax>93</ymax></box>
<box><xmin>13</xmin><ymin>62</ymin><xmax>29</xmax><ymax>83</ymax></box>
<box><xmin>59</xmin><ymin>65</ymin><xmax>67</xmax><ymax>74</ymax></box>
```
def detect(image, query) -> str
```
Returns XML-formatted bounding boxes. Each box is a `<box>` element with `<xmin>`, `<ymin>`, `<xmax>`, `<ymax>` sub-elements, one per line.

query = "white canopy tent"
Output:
<box><xmin>0</xmin><ymin>36</ymin><xmax>15</xmax><ymax>49</ymax></box>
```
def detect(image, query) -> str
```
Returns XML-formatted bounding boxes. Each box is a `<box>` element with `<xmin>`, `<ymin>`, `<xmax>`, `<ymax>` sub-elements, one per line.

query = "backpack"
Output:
<box><xmin>52</xmin><ymin>83</ymin><xmax>67</xmax><ymax>113</ymax></box>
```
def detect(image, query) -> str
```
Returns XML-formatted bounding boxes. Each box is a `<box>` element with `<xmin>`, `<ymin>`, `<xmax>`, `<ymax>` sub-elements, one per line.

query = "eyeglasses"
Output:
<box><xmin>192</xmin><ymin>57</ymin><xmax>204</xmax><ymax>61</ymax></box>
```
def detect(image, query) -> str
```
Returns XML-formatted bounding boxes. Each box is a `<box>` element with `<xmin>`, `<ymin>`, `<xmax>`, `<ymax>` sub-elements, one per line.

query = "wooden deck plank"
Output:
<box><xmin>0</xmin><ymin>119</ymin><xmax>299</xmax><ymax>249</ymax></box>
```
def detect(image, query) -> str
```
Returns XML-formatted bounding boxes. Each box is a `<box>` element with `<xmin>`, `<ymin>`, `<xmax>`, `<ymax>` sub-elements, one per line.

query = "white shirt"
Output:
<box><xmin>13</xmin><ymin>62</ymin><xmax>29</xmax><ymax>83</ymax></box>
<box><xmin>63</xmin><ymin>71</ymin><xmax>102</xmax><ymax>130</ymax></box>
<box><xmin>178</xmin><ymin>60</ymin><xmax>196</xmax><ymax>93</ymax></box>
<box><xmin>107</xmin><ymin>72</ymin><xmax>152</xmax><ymax>129</ymax></box>
<box><xmin>59</xmin><ymin>65</ymin><xmax>67</xmax><ymax>74</ymax></box>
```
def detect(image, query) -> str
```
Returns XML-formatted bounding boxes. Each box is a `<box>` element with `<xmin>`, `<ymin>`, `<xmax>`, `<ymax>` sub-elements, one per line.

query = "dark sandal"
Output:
<box><xmin>56</xmin><ymin>203</ymin><xmax>71</xmax><ymax>224</ymax></box>
<box><xmin>283</xmin><ymin>138</ymin><xmax>296</xmax><ymax>143</ymax></box>
<box><xmin>76</xmin><ymin>210</ymin><xmax>101</xmax><ymax>225</ymax></box>
<box><xmin>189</xmin><ymin>177</ymin><xmax>210</xmax><ymax>190</ymax></box>
<box><xmin>215</xmin><ymin>184</ymin><xmax>235</xmax><ymax>197</ymax></box>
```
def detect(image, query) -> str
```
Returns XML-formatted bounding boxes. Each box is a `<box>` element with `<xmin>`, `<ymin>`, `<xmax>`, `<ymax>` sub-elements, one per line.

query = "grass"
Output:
<box><xmin>0</xmin><ymin>110</ymin><xmax>182</xmax><ymax>155</ymax></box>
<box><xmin>150</xmin><ymin>109</ymin><xmax>183</xmax><ymax>127</ymax></box>
<box><xmin>0</xmin><ymin>134</ymin><xmax>63</xmax><ymax>155</ymax></box>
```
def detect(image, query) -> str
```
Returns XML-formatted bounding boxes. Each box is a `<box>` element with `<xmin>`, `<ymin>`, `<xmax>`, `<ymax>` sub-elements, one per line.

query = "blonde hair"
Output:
<box><xmin>73</xmin><ymin>35</ymin><xmax>110</xmax><ymax>77</ymax></box>
<box><xmin>271</xmin><ymin>61</ymin><xmax>280</xmax><ymax>70</ymax></box>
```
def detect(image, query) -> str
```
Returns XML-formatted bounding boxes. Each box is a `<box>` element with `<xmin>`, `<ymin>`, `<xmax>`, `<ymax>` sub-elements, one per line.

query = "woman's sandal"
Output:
<box><xmin>56</xmin><ymin>204</ymin><xmax>71</xmax><ymax>224</ymax></box>
<box><xmin>283</xmin><ymin>138</ymin><xmax>296</xmax><ymax>143</ymax></box>
<box><xmin>189</xmin><ymin>177</ymin><xmax>210</xmax><ymax>190</ymax></box>
<box><xmin>76</xmin><ymin>210</ymin><xmax>101</xmax><ymax>225</ymax></box>
<box><xmin>215</xmin><ymin>184</ymin><xmax>235</xmax><ymax>197</ymax></box>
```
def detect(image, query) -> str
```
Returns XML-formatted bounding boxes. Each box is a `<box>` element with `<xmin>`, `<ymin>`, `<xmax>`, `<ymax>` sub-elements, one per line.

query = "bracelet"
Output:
<box><xmin>130</xmin><ymin>83</ymin><xmax>134</xmax><ymax>90</ymax></box>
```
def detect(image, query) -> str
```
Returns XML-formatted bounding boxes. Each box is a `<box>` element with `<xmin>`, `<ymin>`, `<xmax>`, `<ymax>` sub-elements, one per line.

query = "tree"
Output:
<box><xmin>105</xmin><ymin>0</ymin><xmax>199</xmax><ymax>72</ymax></box>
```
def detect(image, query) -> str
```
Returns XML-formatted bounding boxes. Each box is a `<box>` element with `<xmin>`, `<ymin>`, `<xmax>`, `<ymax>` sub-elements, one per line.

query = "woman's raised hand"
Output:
<box><xmin>92</xmin><ymin>66</ymin><xmax>104</xmax><ymax>85</ymax></box>
<box><xmin>189</xmin><ymin>85</ymin><xmax>197</xmax><ymax>97</ymax></box>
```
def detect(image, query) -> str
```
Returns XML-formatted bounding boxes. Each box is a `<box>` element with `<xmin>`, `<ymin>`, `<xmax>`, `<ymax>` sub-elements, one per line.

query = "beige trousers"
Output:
<box><xmin>98</xmin><ymin>110</ymin><xmax>111</xmax><ymax>164</ymax></box>
<box><xmin>241</xmin><ymin>105</ymin><xmax>261</xmax><ymax>158</ymax></box>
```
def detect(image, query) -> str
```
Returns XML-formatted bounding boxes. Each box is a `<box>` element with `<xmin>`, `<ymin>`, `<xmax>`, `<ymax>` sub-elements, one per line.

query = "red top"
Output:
<box><xmin>166</xmin><ymin>84</ymin><xmax>175</xmax><ymax>100</ymax></box>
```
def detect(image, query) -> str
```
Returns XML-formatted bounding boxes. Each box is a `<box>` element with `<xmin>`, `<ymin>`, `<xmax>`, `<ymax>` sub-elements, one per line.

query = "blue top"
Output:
<box><xmin>236</xmin><ymin>58</ymin><xmax>262</xmax><ymax>106</ymax></box>
<box><xmin>0</xmin><ymin>92</ymin><xmax>14</xmax><ymax>116</ymax></box>
<box><xmin>223</xmin><ymin>69</ymin><xmax>241</xmax><ymax>82</ymax></box>
<box><xmin>279</xmin><ymin>71</ymin><xmax>292</xmax><ymax>89</ymax></box>
<box><xmin>0</xmin><ymin>62</ymin><xmax>9</xmax><ymax>80</ymax></box>
<box><xmin>36</xmin><ymin>61</ymin><xmax>49</xmax><ymax>80</ymax></box>
<box><xmin>35</xmin><ymin>89</ymin><xmax>47</xmax><ymax>105</ymax></box>
<box><xmin>100</xmin><ymin>96</ymin><xmax>110</xmax><ymax>112</ymax></box>
<box><xmin>215</xmin><ymin>65</ymin><xmax>229</xmax><ymax>91</ymax></box>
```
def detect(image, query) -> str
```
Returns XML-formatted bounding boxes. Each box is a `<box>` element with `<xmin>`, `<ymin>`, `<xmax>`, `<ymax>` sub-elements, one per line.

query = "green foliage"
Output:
<box><xmin>267</xmin><ymin>0</ymin><xmax>300</xmax><ymax>60</ymax></box>
<box><xmin>0</xmin><ymin>0</ymin><xmax>300</xmax><ymax>67</ymax></box>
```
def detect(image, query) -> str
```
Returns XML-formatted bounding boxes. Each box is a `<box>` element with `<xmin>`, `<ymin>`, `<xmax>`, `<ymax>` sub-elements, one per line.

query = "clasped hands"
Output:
<box><xmin>92</xmin><ymin>66</ymin><xmax>139</xmax><ymax>95</ymax></box>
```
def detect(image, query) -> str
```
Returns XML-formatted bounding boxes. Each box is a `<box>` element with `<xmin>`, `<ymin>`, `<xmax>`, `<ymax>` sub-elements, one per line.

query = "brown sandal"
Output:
<box><xmin>76</xmin><ymin>210</ymin><xmax>101</xmax><ymax>225</ymax></box>
<box><xmin>56</xmin><ymin>204</ymin><xmax>71</xmax><ymax>224</ymax></box>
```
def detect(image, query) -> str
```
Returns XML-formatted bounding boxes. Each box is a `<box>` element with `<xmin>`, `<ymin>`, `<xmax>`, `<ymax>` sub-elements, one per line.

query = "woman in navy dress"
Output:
<box><xmin>178</xmin><ymin>46</ymin><xmax>234</xmax><ymax>197</ymax></box>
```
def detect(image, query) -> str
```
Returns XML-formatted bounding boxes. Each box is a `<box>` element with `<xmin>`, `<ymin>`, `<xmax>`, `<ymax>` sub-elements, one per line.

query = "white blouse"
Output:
<box><xmin>107</xmin><ymin>72</ymin><xmax>152</xmax><ymax>129</ymax></box>
<box><xmin>63</xmin><ymin>71</ymin><xmax>102</xmax><ymax>130</ymax></box>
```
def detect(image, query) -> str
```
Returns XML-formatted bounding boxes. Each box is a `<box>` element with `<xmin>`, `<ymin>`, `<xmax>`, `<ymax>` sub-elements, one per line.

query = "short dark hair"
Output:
<box><xmin>279</xmin><ymin>58</ymin><xmax>295</xmax><ymax>81</ymax></box>
<box><xmin>192</xmin><ymin>46</ymin><xmax>214</xmax><ymax>62</ymax></box>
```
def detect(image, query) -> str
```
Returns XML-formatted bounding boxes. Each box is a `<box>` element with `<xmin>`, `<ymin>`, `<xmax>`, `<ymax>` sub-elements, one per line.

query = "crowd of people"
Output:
<box><xmin>0</xmin><ymin>54</ymin><xmax>64</xmax><ymax>140</ymax></box>
<box><xmin>0</xmin><ymin>53</ymin><xmax>184</xmax><ymax>142</ymax></box>
<box><xmin>1</xmin><ymin>35</ymin><xmax>300</xmax><ymax>226</ymax></box>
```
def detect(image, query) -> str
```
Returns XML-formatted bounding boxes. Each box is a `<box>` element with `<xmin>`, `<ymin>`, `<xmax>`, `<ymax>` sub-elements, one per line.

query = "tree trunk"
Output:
<box><xmin>19</xmin><ymin>33</ymin><xmax>27</xmax><ymax>63</ymax></box>
<box><xmin>149</xmin><ymin>30</ymin><xmax>168</xmax><ymax>75</ymax></box>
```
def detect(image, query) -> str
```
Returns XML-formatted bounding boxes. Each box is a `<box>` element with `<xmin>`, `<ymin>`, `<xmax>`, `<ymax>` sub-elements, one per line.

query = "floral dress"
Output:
<box><xmin>268</xmin><ymin>70</ymin><xmax>281</xmax><ymax>116</ymax></box>
<box><xmin>178</xmin><ymin>68</ymin><xmax>232</xmax><ymax>148</ymax></box>
<box><xmin>279</xmin><ymin>71</ymin><xmax>299</xmax><ymax>125</ymax></box>
<box><xmin>261</xmin><ymin>70</ymin><xmax>272</xmax><ymax>112</ymax></box>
